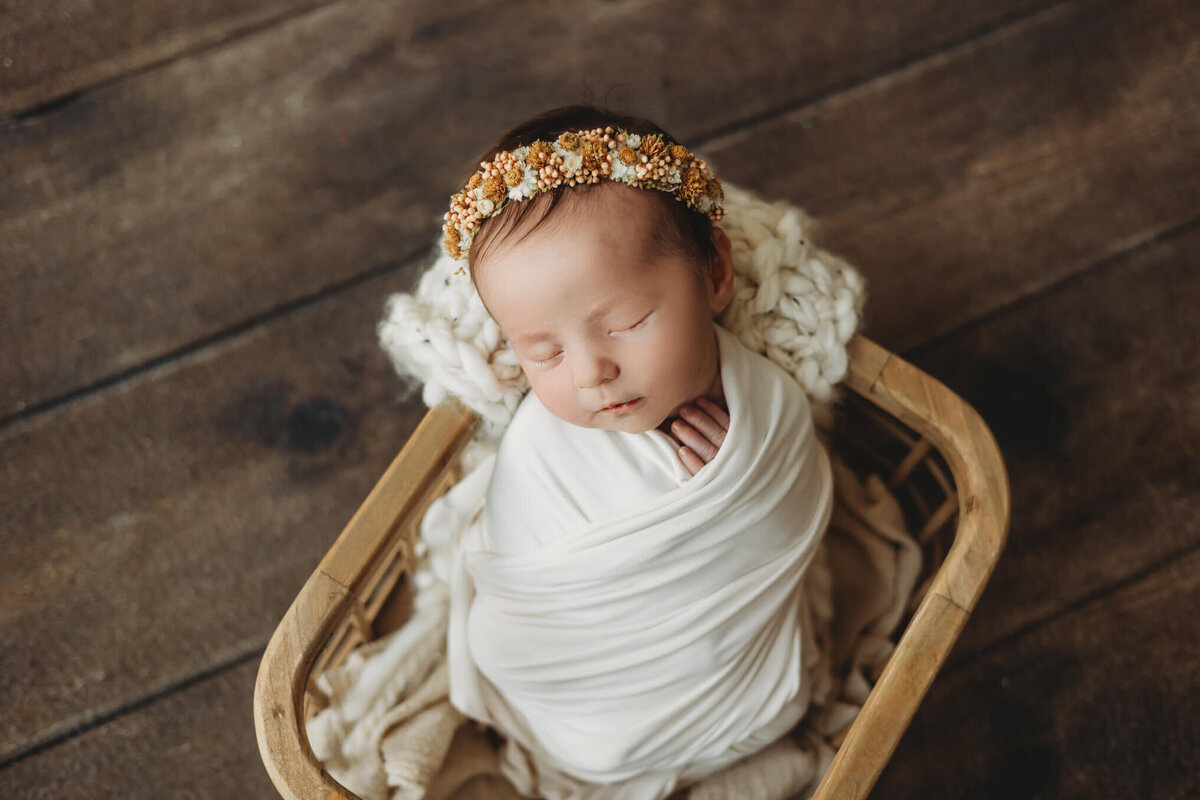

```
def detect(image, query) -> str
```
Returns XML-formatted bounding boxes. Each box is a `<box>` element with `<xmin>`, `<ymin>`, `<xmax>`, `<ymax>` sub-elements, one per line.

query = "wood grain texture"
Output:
<box><xmin>909</xmin><ymin>217</ymin><xmax>1200</xmax><ymax>660</ymax></box>
<box><xmin>256</xmin><ymin>403</ymin><xmax>473</xmax><ymax>800</ymax></box>
<box><xmin>873</xmin><ymin>547</ymin><xmax>1200</xmax><ymax>799</ymax></box>
<box><xmin>3</xmin><ymin>0</ymin><xmax>1195</xmax><ymax>771</ymax></box>
<box><xmin>0</xmin><ymin>660</ymin><xmax>279</xmax><ymax>798</ymax></box>
<box><xmin>255</xmin><ymin>569</ymin><xmax>356</xmax><ymax>800</ymax></box>
<box><xmin>0</xmin><ymin>266</ymin><xmax>429</xmax><ymax>761</ymax></box>
<box><xmin>0</xmin><ymin>1</ymin><xmax>333</xmax><ymax>116</ymax></box>
<box><xmin>3</xmin><ymin>0</ymin><xmax>1197</xmax><ymax>794</ymax></box>
<box><xmin>0</xmin><ymin>0</ymin><xmax>1046</xmax><ymax>416</ymax></box>
<box><xmin>816</xmin><ymin>338</ymin><xmax>1010</xmax><ymax>799</ymax></box>
<box><xmin>704</xmin><ymin>0</ymin><xmax>1200</xmax><ymax>352</ymax></box>
<box><xmin>818</xmin><ymin>593</ymin><xmax>969</xmax><ymax>800</ymax></box>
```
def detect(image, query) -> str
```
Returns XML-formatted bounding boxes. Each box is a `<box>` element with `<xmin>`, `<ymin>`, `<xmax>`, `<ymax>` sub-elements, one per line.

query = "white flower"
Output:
<box><xmin>453</xmin><ymin>228</ymin><xmax>475</xmax><ymax>262</ymax></box>
<box><xmin>610</xmin><ymin>155</ymin><xmax>638</xmax><ymax>183</ymax></box>
<box><xmin>508</xmin><ymin>167</ymin><xmax>539</xmax><ymax>200</ymax></box>
<box><xmin>478</xmin><ymin>198</ymin><xmax>494</xmax><ymax>215</ymax></box>
<box><xmin>562</xmin><ymin>150</ymin><xmax>583</xmax><ymax>174</ymax></box>
<box><xmin>665</xmin><ymin>166</ymin><xmax>682</xmax><ymax>185</ymax></box>
<box><xmin>552</xmin><ymin>143</ymin><xmax>584</xmax><ymax>174</ymax></box>
<box><xmin>625</xmin><ymin>133</ymin><xmax>641</xmax><ymax>147</ymax></box>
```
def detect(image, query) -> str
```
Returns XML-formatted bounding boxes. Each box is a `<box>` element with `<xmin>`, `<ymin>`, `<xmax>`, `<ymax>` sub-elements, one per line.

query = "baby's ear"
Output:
<box><xmin>707</xmin><ymin>228</ymin><xmax>735</xmax><ymax>314</ymax></box>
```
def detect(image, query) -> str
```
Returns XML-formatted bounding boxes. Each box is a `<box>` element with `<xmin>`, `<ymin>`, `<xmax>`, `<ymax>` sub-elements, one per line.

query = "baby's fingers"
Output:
<box><xmin>678</xmin><ymin>445</ymin><xmax>706</xmax><ymax>476</ymax></box>
<box><xmin>679</xmin><ymin>404</ymin><xmax>727</xmax><ymax>448</ymax></box>
<box><xmin>671</xmin><ymin>418</ymin><xmax>719</xmax><ymax>463</ymax></box>
<box><xmin>695</xmin><ymin>398</ymin><xmax>730</xmax><ymax>431</ymax></box>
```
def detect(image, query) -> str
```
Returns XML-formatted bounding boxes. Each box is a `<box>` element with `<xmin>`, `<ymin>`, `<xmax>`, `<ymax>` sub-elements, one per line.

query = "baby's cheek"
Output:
<box><xmin>662</xmin><ymin>332</ymin><xmax>708</xmax><ymax>388</ymax></box>
<box><xmin>533</xmin><ymin>375</ymin><xmax>584</xmax><ymax>424</ymax></box>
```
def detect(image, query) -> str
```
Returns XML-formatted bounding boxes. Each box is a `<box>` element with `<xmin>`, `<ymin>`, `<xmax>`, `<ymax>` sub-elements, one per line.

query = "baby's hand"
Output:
<box><xmin>670</xmin><ymin>398</ymin><xmax>730</xmax><ymax>476</ymax></box>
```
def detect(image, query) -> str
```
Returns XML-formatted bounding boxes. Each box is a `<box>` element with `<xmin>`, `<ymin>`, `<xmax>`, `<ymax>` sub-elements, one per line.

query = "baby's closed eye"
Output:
<box><xmin>609</xmin><ymin>312</ymin><xmax>652</xmax><ymax>338</ymax></box>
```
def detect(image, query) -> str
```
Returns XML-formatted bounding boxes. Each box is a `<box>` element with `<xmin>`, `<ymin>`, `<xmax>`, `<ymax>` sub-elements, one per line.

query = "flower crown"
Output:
<box><xmin>442</xmin><ymin>126</ymin><xmax>727</xmax><ymax>268</ymax></box>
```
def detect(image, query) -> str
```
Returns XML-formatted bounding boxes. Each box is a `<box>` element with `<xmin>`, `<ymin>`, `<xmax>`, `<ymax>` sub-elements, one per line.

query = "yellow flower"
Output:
<box><xmin>706</xmin><ymin>177</ymin><xmax>724</xmax><ymax>201</ymax></box>
<box><xmin>618</xmin><ymin>145</ymin><xmax>637</xmax><ymax>165</ymax></box>
<box><xmin>483</xmin><ymin>176</ymin><xmax>506</xmax><ymax>203</ymax></box>
<box><xmin>679</xmin><ymin>165</ymin><xmax>706</xmax><ymax>201</ymax></box>
<box><xmin>670</xmin><ymin>144</ymin><xmax>691</xmax><ymax>162</ymax></box>
<box><xmin>557</xmin><ymin>131</ymin><xmax>580</xmax><ymax>151</ymax></box>
<box><xmin>467</xmin><ymin>173</ymin><xmax>483</xmax><ymax>190</ymax></box>
<box><xmin>580</xmin><ymin>139</ymin><xmax>607</xmax><ymax>171</ymax></box>
<box><xmin>525</xmin><ymin>140</ymin><xmax>553</xmax><ymax>169</ymax></box>
<box><xmin>640</xmin><ymin>134</ymin><xmax>667</xmax><ymax>160</ymax></box>
<box><xmin>504</xmin><ymin>167</ymin><xmax>524</xmax><ymax>188</ymax></box>
<box><xmin>444</xmin><ymin>229</ymin><xmax>462</xmax><ymax>259</ymax></box>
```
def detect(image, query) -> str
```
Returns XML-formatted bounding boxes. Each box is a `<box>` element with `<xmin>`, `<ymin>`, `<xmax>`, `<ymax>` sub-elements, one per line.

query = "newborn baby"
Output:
<box><xmin>438</xmin><ymin>107</ymin><xmax>834</xmax><ymax>800</ymax></box>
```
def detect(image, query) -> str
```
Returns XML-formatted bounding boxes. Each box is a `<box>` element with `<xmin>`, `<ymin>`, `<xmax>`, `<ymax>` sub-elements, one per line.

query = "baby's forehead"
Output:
<box><xmin>568</xmin><ymin>185</ymin><xmax>670</xmax><ymax>256</ymax></box>
<box><xmin>496</xmin><ymin>188</ymin><xmax>660</xmax><ymax>265</ymax></box>
<box><xmin>474</xmin><ymin>183</ymin><xmax>694</xmax><ymax>316</ymax></box>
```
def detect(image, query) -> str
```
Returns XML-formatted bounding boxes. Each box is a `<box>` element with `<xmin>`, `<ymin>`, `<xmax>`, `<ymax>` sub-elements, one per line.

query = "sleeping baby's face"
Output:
<box><xmin>474</xmin><ymin>183</ymin><xmax>734</xmax><ymax>434</ymax></box>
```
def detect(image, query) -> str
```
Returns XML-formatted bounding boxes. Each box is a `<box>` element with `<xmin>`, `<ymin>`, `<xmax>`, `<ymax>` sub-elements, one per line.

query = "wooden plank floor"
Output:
<box><xmin>2</xmin><ymin>1</ymin><xmax>1196</xmax><ymax>797</ymax></box>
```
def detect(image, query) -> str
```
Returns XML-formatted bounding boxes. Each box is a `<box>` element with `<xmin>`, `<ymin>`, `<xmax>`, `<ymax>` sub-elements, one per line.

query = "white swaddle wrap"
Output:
<box><xmin>440</xmin><ymin>324</ymin><xmax>834</xmax><ymax>799</ymax></box>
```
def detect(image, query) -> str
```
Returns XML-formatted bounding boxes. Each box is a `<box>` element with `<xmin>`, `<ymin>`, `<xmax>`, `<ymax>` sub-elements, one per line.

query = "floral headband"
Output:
<box><xmin>442</xmin><ymin>126</ymin><xmax>726</xmax><ymax>268</ymax></box>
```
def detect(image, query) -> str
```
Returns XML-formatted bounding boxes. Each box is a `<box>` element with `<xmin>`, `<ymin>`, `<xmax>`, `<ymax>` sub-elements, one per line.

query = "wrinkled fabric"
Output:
<box><xmin>305</xmin><ymin>449</ymin><xmax>924</xmax><ymax>800</ymax></box>
<box><xmin>443</xmin><ymin>325</ymin><xmax>834</xmax><ymax>799</ymax></box>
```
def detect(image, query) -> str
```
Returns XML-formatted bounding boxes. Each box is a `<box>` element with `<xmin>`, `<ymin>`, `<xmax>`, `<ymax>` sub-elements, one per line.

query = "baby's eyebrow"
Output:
<box><xmin>512</xmin><ymin>331</ymin><xmax>553</xmax><ymax>346</ymax></box>
<box><xmin>583</xmin><ymin>298</ymin><xmax>621</xmax><ymax>323</ymax></box>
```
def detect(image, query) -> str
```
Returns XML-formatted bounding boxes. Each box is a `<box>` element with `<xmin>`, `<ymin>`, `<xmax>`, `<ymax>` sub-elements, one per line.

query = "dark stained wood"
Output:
<box><xmin>8</xmin><ymin>212</ymin><xmax>1195</xmax><ymax>788</ymax></box>
<box><xmin>873</xmin><ymin>548</ymin><xmax>1200</xmax><ymax>799</ymax></box>
<box><xmin>3</xmin><ymin>0</ymin><xmax>1198</xmax><ymax>795</ymax></box>
<box><xmin>0</xmin><ymin>265</ymin><xmax>429</xmax><ymax>761</ymax></box>
<box><xmin>2</xmin><ymin>0</ymin><xmax>1197</xmax><ymax>772</ymax></box>
<box><xmin>907</xmin><ymin>220</ymin><xmax>1200</xmax><ymax>659</ymax></box>
<box><xmin>708</xmin><ymin>0</ymin><xmax>1200</xmax><ymax>352</ymax></box>
<box><xmin>3</xmin><ymin>224</ymin><xmax>1193</xmax><ymax>781</ymax></box>
<box><xmin>9</xmin><ymin>539</ymin><xmax>1194</xmax><ymax>798</ymax></box>
<box><xmin>0</xmin><ymin>660</ymin><xmax>278</xmax><ymax>798</ymax></box>
<box><xmin>0</xmin><ymin>0</ymin><xmax>1048</xmax><ymax>417</ymax></box>
<box><xmin>0</xmin><ymin>0</ymin><xmax>334</xmax><ymax>116</ymax></box>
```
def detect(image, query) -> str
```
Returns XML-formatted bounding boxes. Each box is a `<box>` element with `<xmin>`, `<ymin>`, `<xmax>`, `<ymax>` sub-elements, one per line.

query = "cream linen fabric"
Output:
<box><xmin>444</xmin><ymin>324</ymin><xmax>833</xmax><ymax>799</ymax></box>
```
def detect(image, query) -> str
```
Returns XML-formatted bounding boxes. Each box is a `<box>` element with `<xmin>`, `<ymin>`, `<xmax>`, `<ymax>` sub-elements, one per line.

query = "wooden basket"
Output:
<box><xmin>254</xmin><ymin>335</ymin><xmax>1010</xmax><ymax>800</ymax></box>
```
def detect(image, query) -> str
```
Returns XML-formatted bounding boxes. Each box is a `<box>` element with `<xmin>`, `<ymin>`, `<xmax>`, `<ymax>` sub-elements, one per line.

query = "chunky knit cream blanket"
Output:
<box><xmin>305</xmin><ymin>180</ymin><xmax>921</xmax><ymax>799</ymax></box>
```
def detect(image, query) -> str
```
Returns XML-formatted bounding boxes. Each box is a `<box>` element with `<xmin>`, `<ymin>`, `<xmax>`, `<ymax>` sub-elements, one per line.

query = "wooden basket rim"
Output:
<box><xmin>252</xmin><ymin>335</ymin><xmax>1011</xmax><ymax>800</ymax></box>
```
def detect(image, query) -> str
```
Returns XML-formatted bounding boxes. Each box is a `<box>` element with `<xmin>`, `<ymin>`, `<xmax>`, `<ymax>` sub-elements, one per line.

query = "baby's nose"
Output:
<box><xmin>572</xmin><ymin>352</ymin><xmax>618</xmax><ymax>388</ymax></box>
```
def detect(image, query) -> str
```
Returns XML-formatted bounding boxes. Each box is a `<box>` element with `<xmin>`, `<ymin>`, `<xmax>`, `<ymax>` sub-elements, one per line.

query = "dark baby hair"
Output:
<box><xmin>463</xmin><ymin>104</ymin><xmax>721</xmax><ymax>284</ymax></box>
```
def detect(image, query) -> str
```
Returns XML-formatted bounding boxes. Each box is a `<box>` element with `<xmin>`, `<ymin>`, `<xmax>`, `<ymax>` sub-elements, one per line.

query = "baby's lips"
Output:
<box><xmin>600</xmin><ymin>397</ymin><xmax>643</xmax><ymax>413</ymax></box>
